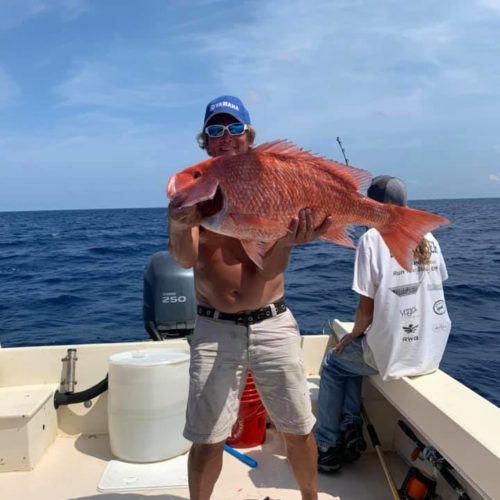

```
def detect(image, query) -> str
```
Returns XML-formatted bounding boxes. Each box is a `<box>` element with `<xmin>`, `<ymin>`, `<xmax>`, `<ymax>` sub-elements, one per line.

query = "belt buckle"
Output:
<box><xmin>236</xmin><ymin>315</ymin><xmax>251</xmax><ymax>325</ymax></box>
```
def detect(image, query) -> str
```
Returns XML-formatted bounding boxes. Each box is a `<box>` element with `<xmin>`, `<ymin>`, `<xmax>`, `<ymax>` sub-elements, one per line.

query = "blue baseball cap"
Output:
<box><xmin>203</xmin><ymin>95</ymin><xmax>251</xmax><ymax>126</ymax></box>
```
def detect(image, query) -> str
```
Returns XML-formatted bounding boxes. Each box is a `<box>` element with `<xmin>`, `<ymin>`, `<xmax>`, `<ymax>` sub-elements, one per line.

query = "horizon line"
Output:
<box><xmin>1</xmin><ymin>196</ymin><xmax>499</xmax><ymax>214</ymax></box>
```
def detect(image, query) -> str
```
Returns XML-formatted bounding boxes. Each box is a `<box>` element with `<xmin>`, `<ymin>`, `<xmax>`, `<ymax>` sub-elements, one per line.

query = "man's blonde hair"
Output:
<box><xmin>196</xmin><ymin>126</ymin><xmax>256</xmax><ymax>152</ymax></box>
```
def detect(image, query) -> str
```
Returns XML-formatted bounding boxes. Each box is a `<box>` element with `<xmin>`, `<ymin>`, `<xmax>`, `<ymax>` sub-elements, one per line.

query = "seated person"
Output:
<box><xmin>314</xmin><ymin>175</ymin><xmax>452</xmax><ymax>473</ymax></box>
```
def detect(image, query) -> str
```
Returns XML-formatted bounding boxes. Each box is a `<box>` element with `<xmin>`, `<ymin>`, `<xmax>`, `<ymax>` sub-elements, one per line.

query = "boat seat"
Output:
<box><xmin>0</xmin><ymin>385</ymin><xmax>58</xmax><ymax>472</ymax></box>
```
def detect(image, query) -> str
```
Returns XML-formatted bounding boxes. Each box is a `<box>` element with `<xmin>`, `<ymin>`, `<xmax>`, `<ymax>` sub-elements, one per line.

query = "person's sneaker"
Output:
<box><xmin>341</xmin><ymin>424</ymin><xmax>367</xmax><ymax>463</ymax></box>
<box><xmin>317</xmin><ymin>446</ymin><xmax>344</xmax><ymax>473</ymax></box>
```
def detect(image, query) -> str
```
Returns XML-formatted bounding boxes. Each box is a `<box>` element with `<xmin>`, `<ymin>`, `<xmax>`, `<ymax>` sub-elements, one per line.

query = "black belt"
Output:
<box><xmin>197</xmin><ymin>299</ymin><xmax>287</xmax><ymax>325</ymax></box>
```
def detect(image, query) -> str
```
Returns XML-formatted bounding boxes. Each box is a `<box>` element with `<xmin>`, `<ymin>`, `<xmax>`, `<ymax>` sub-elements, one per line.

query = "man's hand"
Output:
<box><xmin>279</xmin><ymin>209</ymin><xmax>332</xmax><ymax>247</ymax></box>
<box><xmin>335</xmin><ymin>333</ymin><xmax>355</xmax><ymax>354</ymax></box>
<box><xmin>336</xmin><ymin>295</ymin><xmax>373</xmax><ymax>354</ymax></box>
<box><xmin>167</xmin><ymin>194</ymin><xmax>201</xmax><ymax>268</ymax></box>
<box><xmin>168</xmin><ymin>194</ymin><xmax>201</xmax><ymax>229</ymax></box>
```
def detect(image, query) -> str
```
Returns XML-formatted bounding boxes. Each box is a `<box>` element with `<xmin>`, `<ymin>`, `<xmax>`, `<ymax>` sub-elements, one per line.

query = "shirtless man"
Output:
<box><xmin>168</xmin><ymin>95</ymin><xmax>332</xmax><ymax>500</ymax></box>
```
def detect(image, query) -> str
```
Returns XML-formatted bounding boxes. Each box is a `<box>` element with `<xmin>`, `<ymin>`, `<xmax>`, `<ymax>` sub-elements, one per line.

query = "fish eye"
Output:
<box><xmin>193</xmin><ymin>171</ymin><xmax>201</xmax><ymax>179</ymax></box>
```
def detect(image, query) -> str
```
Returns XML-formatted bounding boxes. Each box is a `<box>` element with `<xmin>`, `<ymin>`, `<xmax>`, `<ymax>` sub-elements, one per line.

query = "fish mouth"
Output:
<box><xmin>197</xmin><ymin>186</ymin><xmax>224</xmax><ymax>217</ymax></box>
<box><xmin>167</xmin><ymin>174</ymin><xmax>220</xmax><ymax>209</ymax></box>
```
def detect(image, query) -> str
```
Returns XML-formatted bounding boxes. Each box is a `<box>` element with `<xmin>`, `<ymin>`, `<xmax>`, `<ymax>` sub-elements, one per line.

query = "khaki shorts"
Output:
<box><xmin>183</xmin><ymin>308</ymin><xmax>315</xmax><ymax>444</ymax></box>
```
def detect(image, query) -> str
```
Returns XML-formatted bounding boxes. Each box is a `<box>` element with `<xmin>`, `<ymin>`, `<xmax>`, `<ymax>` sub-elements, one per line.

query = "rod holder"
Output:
<box><xmin>61</xmin><ymin>348</ymin><xmax>78</xmax><ymax>394</ymax></box>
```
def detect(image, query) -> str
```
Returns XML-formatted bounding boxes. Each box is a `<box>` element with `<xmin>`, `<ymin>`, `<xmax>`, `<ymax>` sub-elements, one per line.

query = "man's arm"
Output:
<box><xmin>167</xmin><ymin>195</ymin><xmax>201</xmax><ymax>269</ymax></box>
<box><xmin>335</xmin><ymin>294</ymin><xmax>374</xmax><ymax>353</ymax></box>
<box><xmin>257</xmin><ymin>209</ymin><xmax>332</xmax><ymax>280</ymax></box>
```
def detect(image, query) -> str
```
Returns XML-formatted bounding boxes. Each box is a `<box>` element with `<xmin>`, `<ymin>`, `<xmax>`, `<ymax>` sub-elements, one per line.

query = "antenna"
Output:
<box><xmin>336</xmin><ymin>136</ymin><xmax>349</xmax><ymax>166</ymax></box>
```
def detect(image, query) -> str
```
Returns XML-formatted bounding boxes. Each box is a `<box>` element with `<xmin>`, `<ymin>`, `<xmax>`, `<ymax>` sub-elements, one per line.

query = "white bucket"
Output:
<box><xmin>108</xmin><ymin>348</ymin><xmax>191</xmax><ymax>462</ymax></box>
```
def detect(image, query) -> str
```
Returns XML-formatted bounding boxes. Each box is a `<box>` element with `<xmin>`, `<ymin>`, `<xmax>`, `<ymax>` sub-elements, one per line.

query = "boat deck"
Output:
<box><xmin>2</xmin><ymin>335</ymin><xmax>498</xmax><ymax>498</ymax></box>
<box><xmin>1</xmin><ymin>429</ymin><xmax>408</xmax><ymax>499</ymax></box>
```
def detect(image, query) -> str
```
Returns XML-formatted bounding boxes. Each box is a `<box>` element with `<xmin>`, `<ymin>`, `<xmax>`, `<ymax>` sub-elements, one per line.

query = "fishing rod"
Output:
<box><xmin>361</xmin><ymin>405</ymin><xmax>400</xmax><ymax>500</ymax></box>
<box><xmin>398</xmin><ymin>420</ymin><xmax>471</xmax><ymax>500</ymax></box>
<box><xmin>336</xmin><ymin>136</ymin><xmax>349</xmax><ymax>166</ymax></box>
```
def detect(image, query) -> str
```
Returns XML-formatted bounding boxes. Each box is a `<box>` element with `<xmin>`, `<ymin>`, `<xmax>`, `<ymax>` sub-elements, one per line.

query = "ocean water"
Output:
<box><xmin>0</xmin><ymin>198</ymin><xmax>499</xmax><ymax>406</ymax></box>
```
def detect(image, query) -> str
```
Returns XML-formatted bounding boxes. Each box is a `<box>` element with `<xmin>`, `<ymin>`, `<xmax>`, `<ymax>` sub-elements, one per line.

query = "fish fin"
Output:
<box><xmin>253</xmin><ymin>140</ymin><xmax>372</xmax><ymax>192</ymax></box>
<box><xmin>229</xmin><ymin>214</ymin><xmax>285</xmax><ymax>268</ymax></box>
<box><xmin>320</xmin><ymin>225</ymin><xmax>355</xmax><ymax>248</ymax></box>
<box><xmin>378</xmin><ymin>206</ymin><xmax>450</xmax><ymax>272</ymax></box>
<box><xmin>240</xmin><ymin>240</ymin><xmax>269</xmax><ymax>269</ymax></box>
<box><xmin>229</xmin><ymin>214</ymin><xmax>285</xmax><ymax>232</ymax></box>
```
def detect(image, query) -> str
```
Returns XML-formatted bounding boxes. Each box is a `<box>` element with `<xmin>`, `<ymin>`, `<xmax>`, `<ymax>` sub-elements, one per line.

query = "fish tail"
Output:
<box><xmin>378</xmin><ymin>206</ymin><xmax>449</xmax><ymax>271</ymax></box>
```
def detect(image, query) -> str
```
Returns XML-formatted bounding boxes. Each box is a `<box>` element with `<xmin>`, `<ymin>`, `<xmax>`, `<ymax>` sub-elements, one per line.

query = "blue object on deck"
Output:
<box><xmin>223</xmin><ymin>444</ymin><xmax>258</xmax><ymax>468</ymax></box>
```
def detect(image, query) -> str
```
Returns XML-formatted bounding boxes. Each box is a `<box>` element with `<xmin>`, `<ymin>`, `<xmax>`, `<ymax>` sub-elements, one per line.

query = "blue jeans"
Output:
<box><xmin>314</xmin><ymin>336</ymin><xmax>377</xmax><ymax>449</ymax></box>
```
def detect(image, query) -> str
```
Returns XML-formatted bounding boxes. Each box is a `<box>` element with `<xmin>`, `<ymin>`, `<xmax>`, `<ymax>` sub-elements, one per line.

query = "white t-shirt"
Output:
<box><xmin>353</xmin><ymin>229</ymin><xmax>451</xmax><ymax>381</ymax></box>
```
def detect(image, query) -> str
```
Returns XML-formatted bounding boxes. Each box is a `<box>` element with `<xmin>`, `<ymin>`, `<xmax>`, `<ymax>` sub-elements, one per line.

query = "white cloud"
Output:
<box><xmin>55</xmin><ymin>60</ymin><xmax>205</xmax><ymax>111</ymax></box>
<box><xmin>0</xmin><ymin>66</ymin><xmax>19</xmax><ymax>107</ymax></box>
<box><xmin>0</xmin><ymin>0</ymin><xmax>88</xmax><ymax>29</ymax></box>
<box><xmin>404</xmin><ymin>22</ymin><xmax>456</xmax><ymax>59</ymax></box>
<box><xmin>489</xmin><ymin>173</ymin><xmax>500</xmax><ymax>181</ymax></box>
<box><xmin>2</xmin><ymin>0</ymin><xmax>500</xmax><ymax>208</ymax></box>
<box><xmin>478</xmin><ymin>0</ymin><xmax>500</xmax><ymax>13</ymax></box>
<box><xmin>0</xmin><ymin>114</ymin><xmax>199</xmax><ymax>209</ymax></box>
<box><xmin>49</xmin><ymin>1</ymin><xmax>500</xmax><ymax>137</ymax></box>
<box><xmin>440</xmin><ymin>68</ymin><xmax>493</xmax><ymax>96</ymax></box>
<box><xmin>181</xmin><ymin>1</ymin><xmax>496</xmax><ymax>115</ymax></box>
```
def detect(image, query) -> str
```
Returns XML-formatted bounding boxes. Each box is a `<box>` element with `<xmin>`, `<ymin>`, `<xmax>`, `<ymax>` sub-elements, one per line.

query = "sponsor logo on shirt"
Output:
<box><xmin>402</xmin><ymin>322</ymin><xmax>419</xmax><ymax>342</ymax></box>
<box><xmin>402</xmin><ymin>323</ymin><xmax>419</xmax><ymax>334</ymax></box>
<box><xmin>433</xmin><ymin>300</ymin><xmax>447</xmax><ymax>315</ymax></box>
<box><xmin>432</xmin><ymin>322</ymin><xmax>449</xmax><ymax>333</ymax></box>
<box><xmin>400</xmin><ymin>306</ymin><xmax>418</xmax><ymax>318</ymax></box>
<box><xmin>390</xmin><ymin>282</ymin><xmax>420</xmax><ymax>297</ymax></box>
<box><xmin>428</xmin><ymin>240</ymin><xmax>438</xmax><ymax>254</ymax></box>
<box><xmin>402</xmin><ymin>336</ymin><xmax>419</xmax><ymax>342</ymax></box>
<box><xmin>412</xmin><ymin>263</ymin><xmax>438</xmax><ymax>273</ymax></box>
<box><xmin>427</xmin><ymin>283</ymin><xmax>443</xmax><ymax>291</ymax></box>
<box><xmin>393</xmin><ymin>263</ymin><xmax>438</xmax><ymax>275</ymax></box>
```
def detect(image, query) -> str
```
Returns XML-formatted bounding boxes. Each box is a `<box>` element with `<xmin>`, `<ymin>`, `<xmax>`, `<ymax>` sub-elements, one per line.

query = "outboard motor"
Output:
<box><xmin>143</xmin><ymin>251</ymin><xmax>196</xmax><ymax>340</ymax></box>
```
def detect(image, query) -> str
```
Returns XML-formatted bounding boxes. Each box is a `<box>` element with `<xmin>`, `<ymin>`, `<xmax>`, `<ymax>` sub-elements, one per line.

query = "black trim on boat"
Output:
<box><xmin>53</xmin><ymin>375</ymin><xmax>108</xmax><ymax>409</ymax></box>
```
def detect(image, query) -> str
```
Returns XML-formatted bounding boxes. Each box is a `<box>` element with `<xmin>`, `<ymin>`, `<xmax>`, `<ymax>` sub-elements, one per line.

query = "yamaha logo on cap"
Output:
<box><xmin>209</xmin><ymin>101</ymin><xmax>240</xmax><ymax>112</ymax></box>
<box><xmin>204</xmin><ymin>95</ymin><xmax>251</xmax><ymax>125</ymax></box>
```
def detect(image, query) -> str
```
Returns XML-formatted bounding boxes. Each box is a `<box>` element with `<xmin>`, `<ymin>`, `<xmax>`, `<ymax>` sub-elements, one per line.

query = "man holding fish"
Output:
<box><xmin>167</xmin><ymin>95</ymin><xmax>448</xmax><ymax>499</ymax></box>
<box><xmin>168</xmin><ymin>96</ymin><xmax>330</xmax><ymax>500</ymax></box>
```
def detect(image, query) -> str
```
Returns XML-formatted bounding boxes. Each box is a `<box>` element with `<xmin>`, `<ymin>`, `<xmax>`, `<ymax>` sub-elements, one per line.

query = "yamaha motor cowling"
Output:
<box><xmin>143</xmin><ymin>251</ymin><xmax>196</xmax><ymax>340</ymax></box>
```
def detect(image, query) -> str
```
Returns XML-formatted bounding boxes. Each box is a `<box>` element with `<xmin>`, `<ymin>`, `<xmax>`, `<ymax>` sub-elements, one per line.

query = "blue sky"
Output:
<box><xmin>1</xmin><ymin>0</ymin><xmax>499</xmax><ymax>211</ymax></box>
